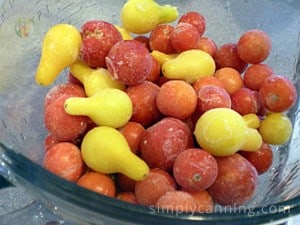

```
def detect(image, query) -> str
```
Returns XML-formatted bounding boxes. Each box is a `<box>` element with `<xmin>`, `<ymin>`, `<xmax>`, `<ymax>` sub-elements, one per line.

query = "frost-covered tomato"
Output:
<box><xmin>214</xmin><ymin>43</ymin><xmax>248</xmax><ymax>73</ymax></box>
<box><xmin>196</xmin><ymin>85</ymin><xmax>231</xmax><ymax>113</ymax></box>
<box><xmin>156</xmin><ymin>191</ymin><xmax>197</xmax><ymax>213</ymax></box>
<box><xmin>189</xmin><ymin>190</ymin><xmax>214</xmax><ymax>213</ymax></box>
<box><xmin>214</xmin><ymin>67</ymin><xmax>244</xmax><ymax>95</ymax></box>
<box><xmin>178</xmin><ymin>11</ymin><xmax>206</xmax><ymax>36</ymax></box>
<box><xmin>135</xmin><ymin>168</ymin><xmax>176</xmax><ymax>206</ymax></box>
<box><xmin>149</xmin><ymin>24</ymin><xmax>176</xmax><ymax>54</ymax></box>
<box><xmin>208</xmin><ymin>153</ymin><xmax>258</xmax><ymax>206</ymax></box>
<box><xmin>194</xmin><ymin>37</ymin><xmax>217</xmax><ymax>58</ymax></box>
<box><xmin>259</xmin><ymin>75</ymin><xmax>297</xmax><ymax>112</ymax></box>
<box><xmin>243</xmin><ymin>64</ymin><xmax>273</xmax><ymax>91</ymax></box>
<box><xmin>106</xmin><ymin>40</ymin><xmax>153</xmax><ymax>86</ymax></box>
<box><xmin>43</xmin><ymin>142</ymin><xmax>85</xmax><ymax>182</ymax></box>
<box><xmin>140</xmin><ymin>117</ymin><xmax>194</xmax><ymax>170</ymax></box>
<box><xmin>156</xmin><ymin>80</ymin><xmax>197</xmax><ymax>120</ymax></box>
<box><xmin>170</xmin><ymin>22</ymin><xmax>200</xmax><ymax>52</ymax></box>
<box><xmin>173</xmin><ymin>148</ymin><xmax>218</xmax><ymax>191</ymax></box>
<box><xmin>237</xmin><ymin>29</ymin><xmax>272</xmax><ymax>64</ymax></box>
<box><xmin>231</xmin><ymin>88</ymin><xmax>261</xmax><ymax>115</ymax></box>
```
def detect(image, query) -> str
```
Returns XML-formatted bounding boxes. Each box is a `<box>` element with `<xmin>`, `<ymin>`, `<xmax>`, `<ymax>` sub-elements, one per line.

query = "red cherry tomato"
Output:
<box><xmin>196</xmin><ymin>85</ymin><xmax>231</xmax><ymax>113</ymax></box>
<box><xmin>170</xmin><ymin>22</ymin><xmax>200</xmax><ymax>52</ymax></box>
<box><xmin>149</xmin><ymin>24</ymin><xmax>176</xmax><ymax>54</ymax></box>
<box><xmin>231</xmin><ymin>88</ymin><xmax>261</xmax><ymax>115</ymax></box>
<box><xmin>243</xmin><ymin>64</ymin><xmax>273</xmax><ymax>91</ymax></box>
<box><xmin>239</xmin><ymin>142</ymin><xmax>273</xmax><ymax>175</ymax></box>
<box><xmin>259</xmin><ymin>75</ymin><xmax>297</xmax><ymax>112</ymax></box>
<box><xmin>173</xmin><ymin>148</ymin><xmax>218</xmax><ymax>191</ymax></box>
<box><xmin>156</xmin><ymin>80</ymin><xmax>197</xmax><ymax>120</ymax></box>
<box><xmin>126</xmin><ymin>81</ymin><xmax>162</xmax><ymax>126</ymax></box>
<box><xmin>178</xmin><ymin>11</ymin><xmax>206</xmax><ymax>36</ymax></box>
<box><xmin>208</xmin><ymin>153</ymin><xmax>258</xmax><ymax>206</ymax></box>
<box><xmin>194</xmin><ymin>36</ymin><xmax>217</xmax><ymax>58</ymax></box>
<box><xmin>119</xmin><ymin>121</ymin><xmax>145</xmax><ymax>155</ymax></box>
<box><xmin>237</xmin><ymin>29</ymin><xmax>272</xmax><ymax>64</ymax></box>
<box><xmin>214</xmin><ymin>43</ymin><xmax>248</xmax><ymax>73</ymax></box>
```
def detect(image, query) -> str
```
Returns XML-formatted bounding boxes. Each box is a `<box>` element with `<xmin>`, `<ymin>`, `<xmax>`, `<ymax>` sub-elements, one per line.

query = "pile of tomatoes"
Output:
<box><xmin>39</xmin><ymin>1</ymin><xmax>297</xmax><ymax>214</ymax></box>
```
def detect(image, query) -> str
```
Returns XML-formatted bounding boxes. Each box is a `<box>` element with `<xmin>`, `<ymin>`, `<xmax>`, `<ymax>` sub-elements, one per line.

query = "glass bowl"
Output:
<box><xmin>0</xmin><ymin>0</ymin><xmax>299</xmax><ymax>224</ymax></box>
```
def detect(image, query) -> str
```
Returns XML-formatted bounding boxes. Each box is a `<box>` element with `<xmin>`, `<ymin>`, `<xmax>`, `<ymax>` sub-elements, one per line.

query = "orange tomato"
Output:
<box><xmin>214</xmin><ymin>67</ymin><xmax>244</xmax><ymax>95</ymax></box>
<box><xmin>77</xmin><ymin>172</ymin><xmax>116</xmax><ymax>197</ymax></box>
<box><xmin>43</xmin><ymin>142</ymin><xmax>85</xmax><ymax>182</ymax></box>
<box><xmin>119</xmin><ymin>121</ymin><xmax>146</xmax><ymax>155</ymax></box>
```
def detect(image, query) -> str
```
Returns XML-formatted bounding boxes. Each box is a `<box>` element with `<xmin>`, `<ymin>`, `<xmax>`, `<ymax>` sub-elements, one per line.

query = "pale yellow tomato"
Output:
<box><xmin>259</xmin><ymin>113</ymin><xmax>292</xmax><ymax>145</ymax></box>
<box><xmin>121</xmin><ymin>0</ymin><xmax>178</xmax><ymax>34</ymax></box>
<box><xmin>81</xmin><ymin>126</ymin><xmax>149</xmax><ymax>181</ymax></box>
<box><xmin>162</xmin><ymin>50</ymin><xmax>216</xmax><ymax>83</ymax></box>
<box><xmin>194</xmin><ymin>108</ymin><xmax>247</xmax><ymax>156</ymax></box>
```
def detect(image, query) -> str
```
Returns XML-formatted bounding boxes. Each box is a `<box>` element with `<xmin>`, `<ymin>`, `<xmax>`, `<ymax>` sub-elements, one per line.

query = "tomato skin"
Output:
<box><xmin>77</xmin><ymin>172</ymin><xmax>116</xmax><ymax>197</ymax></box>
<box><xmin>237</xmin><ymin>29</ymin><xmax>272</xmax><ymax>64</ymax></box>
<box><xmin>140</xmin><ymin>117</ymin><xmax>193</xmax><ymax>171</ymax></box>
<box><xmin>119</xmin><ymin>121</ymin><xmax>145</xmax><ymax>155</ymax></box>
<box><xmin>193</xmin><ymin>76</ymin><xmax>225</xmax><ymax>92</ymax></box>
<box><xmin>196</xmin><ymin>85</ymin><xmax>231</xmax><ymax>113</ymax></box>
<box><xmin>170</xmin><ymin>22</ymin><xmax>200</xmax><ymax>52</ymax></box>
<box><xmin>156</xmin><ymin>190</ymin><xmax>198</xmax><ymax>213</ymax></box>
<box><xmin>208</xmin><ymin>153</ymin><xmax>258</xmax><ymax>206</ymax></box>
<box><xmin>178</xmin><ymin>11</ymin><xmax>206</xmax><ymax>36</ymax></box>
<box><xmin>44</xmin><ymin>133</ymin><xmax>61</xmax><ymax>151</ymax></box>
<box><xmin>194</xmin><ymin>37</ymin><xmax>217</xmax><ymax>58</ymax></box>
<box><xmin>156</xmin><ymin>80</ymin><xmax>197</xmax><ymax>120</ymax></box>
<box><xmin>214</xmin><ymin>67</ymin><xmax>244</xmax><ymax>95</ymax></box>
<box><xmin>147</xmin><ymin>56</ymin><xmax>161</xmax><ymax>83</ymax></box>
<box><xmin>189</xmin><ymin>190</ymin><xmax>214</xmax><ymax>213</ymax></box>
<box><xmin>239</xmin><ymin>142</ymin><xmax>273</xmax><ymax>175</ymax></box>
<box><xmin>126</xmin><ymin>81</ymin><xmax>162</xmax><ymax>126</ymax></box>
<box><xmin>135</xmin><ymin>168</ymin><xmax>176</xmax><ymax>206</ymax></box>
<box><xmin>243</xmin><ymin>64</ymin><xmax>273</xmax><ymax>91</ymax></box>
<box><xmin>117</xmin><ymin>173</ymin><xmax>136</xmax><ymax>192</ymax></box>
<box><xmin>149</xmin><ymin>24</ymin><xmax>177</xmax><ymax>54</ymax></box>
<box><xmin>43</xmin><ymin>142</ymin><xmax>85</xmax><ymax>182</ymax></box>
<box><xmin>259</xmin><ymin>75</ymin><xmax>297</xmax><ymax>112</ymax></box>
<box><xmin>106</xmin><ymin>40</ymin><xmax>153</xmax><ymax>86</ymax></box>
<box><xmin>173</xmin><ymin>148</ymin><xmax>218</xmax><ymax>192</ymax></box>
<box><xmin>231</xmin><ymin>88</ymin><xmax>261</xmax><ymax>115</ymax></box>
<box><xmin>134</xmin><ymin>35</ymin><xmax>150</xmax><ymax>50</ymax></box>
<box><xmin>214</xmin><ymin>43</ymin><xmax>248</xmax><ymax>73</ymax></box>
<box><xmin>44</xmin><ymin>83</ymin><xmax>85</xmax><ymax>108</ymax></box>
